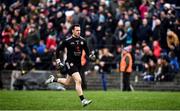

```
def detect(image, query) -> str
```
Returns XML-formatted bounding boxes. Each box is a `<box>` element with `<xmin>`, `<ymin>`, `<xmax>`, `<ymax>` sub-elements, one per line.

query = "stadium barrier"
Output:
<box><xmin>0</xmin><ymin>70</ymin><xmax>180</xmax><ymax>91</ymax></box>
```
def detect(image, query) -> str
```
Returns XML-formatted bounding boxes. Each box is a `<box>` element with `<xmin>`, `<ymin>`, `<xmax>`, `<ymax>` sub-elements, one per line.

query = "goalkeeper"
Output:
<box><xmin>45</xmin><ymin>24</ymin><xmax>95</xmax><ymax>107</ymax></box>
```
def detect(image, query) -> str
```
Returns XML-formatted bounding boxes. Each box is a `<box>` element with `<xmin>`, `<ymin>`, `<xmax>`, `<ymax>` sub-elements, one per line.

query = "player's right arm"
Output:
<box><xmin>56</xmin><ymin>40</ymin><xmax>67</xmax><ymax>59</ymax></box>
<box><xmin>55</xmin><ymin>40</ymin><xmax>68</xmax><ymax>74</ymax></box>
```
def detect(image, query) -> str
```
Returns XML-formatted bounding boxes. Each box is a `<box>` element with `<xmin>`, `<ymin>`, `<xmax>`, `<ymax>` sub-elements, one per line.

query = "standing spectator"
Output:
<box><xmin>166</xmin><ymin>29</ymin><xmax>180</xmax><ymax>62</ymax></box>
<box><xmin>89</xmin><ymin>5</ymin><xmax>99</xmax><ymax>30</ymax></box>
<box><xmin>124</xmin><ymin>21</ymin><xmax>133</xmax><ymax>45</ymax></box>
<box><xmin>139</xmin><ymin>0</ymin><xmax>149</xmax><ymax>19</ymax></box>
<box><xmin>1</xmin><ymin>25</ymin><xmax>15</xmax><ymax>45</ymax></box>
<box><xmin>152</xmin><ymin>19</ymin><xmax>163</xmax><ymax>41</ymax></box>
<box><xmin>84</xmin><ymin>26</ymin><xmax>97</xmax><ymax>51</ymax></box>
<box><xmin>120</xmin><ymin>45</ymin><xmax>133</xmax><ymax>91</ymax></box>
<box><xmin>25</xmin><ymin>24</ymin><xmax>40</xmax><ymax>48</ymax></box>
<box><xmin>79</xmin><ymin>8</ymin><xmax>91</xmax><ymax>35</ymax></box>
<box><xmin>99</xmin><ymin>48</ymin><xmax>114</xmax><ymax>91</ymax></box>
<box><xmin>101</xmin><ymin>28</ymin><xmax>114</xmax><ymax>50</ymax></box>
<box><xmin>137</xmin><ymin>18</ymin><xmax>152</xmax><ymax>44</ymax></box>
<box><xmin>72</xmin><ymin>6</ymin><xmax>81</xmax><ymax>24</ymax></box>
<box><xmin>160</xmin><ymin>11</ymin><xmax>169</xmax><ymax>49</ymax></box>
<box><xmin>131</xmin><ymin>13</ymin><xmax>141</xmax><ymax>45</ymax></box>
<box><xmin>113</xmin><ymin>20</ymin><xmax>126</xmax><ymax>46</ymax></box>
<box><xmin>153</xmin><ymin>40</ymin><xmax>162</xmax><ymax>58</ymax></box>
<box><xmin>65</xmin><ymin>10</ymin><xmax>74</xmax><ymax>31</ymax></box>
<box><xmin>39</xmin><ymin>18</ymin><xmax>47</xmax><ymax>41</ymax></box>
<box><xmin>46</xmin><ymin>22</ymin><xmax>57</xmax><ymax>50</ymax></box>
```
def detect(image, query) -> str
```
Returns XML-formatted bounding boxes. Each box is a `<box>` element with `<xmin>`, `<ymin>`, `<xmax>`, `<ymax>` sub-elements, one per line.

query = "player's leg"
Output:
<box><xmin>57</xmin><ymin>75</ymin><xmax>72</xmax><ymax>86</ymax></box>
<box><xmin>72</xmin><ymin>72</ymin><xmax>83</xmax><ymax>96</ymax></box>
<box><xmin>72</xmin><ymin>72</ymin><xmax>92</xmax><ymax>107</ymax></box>
<box><xmin>45</xmin><ymin>74</ymin><xmax>72</xmax><ymax>86</ymax></box>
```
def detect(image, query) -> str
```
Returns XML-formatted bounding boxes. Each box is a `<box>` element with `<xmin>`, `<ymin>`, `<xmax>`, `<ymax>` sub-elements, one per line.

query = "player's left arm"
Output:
<box><xmin>83</xmin><ymin>40</ymin><xmax>90</xmax><ymax>57</ymax></box>
<box><xmin>83</xmin><ymin>40</ymin><xmax>96</xmax><ymax>61</ymax></box>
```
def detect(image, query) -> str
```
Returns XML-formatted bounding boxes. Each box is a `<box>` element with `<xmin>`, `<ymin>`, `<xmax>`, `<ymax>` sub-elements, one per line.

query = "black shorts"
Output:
<box><xmin>65</xmin><ymin>62</ymin><xmax>81</xmax><ymax>76</ymax></box>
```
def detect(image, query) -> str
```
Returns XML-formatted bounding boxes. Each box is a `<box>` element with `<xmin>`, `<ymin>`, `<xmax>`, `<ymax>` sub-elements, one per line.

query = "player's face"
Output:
<box><xmin>72</xmin><ymin>26</ymin><xmax>81</xmax><ymax>37</ymax></box>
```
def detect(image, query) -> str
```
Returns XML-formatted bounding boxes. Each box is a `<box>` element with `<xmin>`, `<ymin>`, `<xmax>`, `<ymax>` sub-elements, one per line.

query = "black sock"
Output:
<box><xmin>53</xmin><ymin>78</ymin><xmax>57</xmax><ymax>82</ymax></box>
<box><xmin>79</xmin><ymin>95</ymin><xmax>84</xmax><ymax>101</ymax></box>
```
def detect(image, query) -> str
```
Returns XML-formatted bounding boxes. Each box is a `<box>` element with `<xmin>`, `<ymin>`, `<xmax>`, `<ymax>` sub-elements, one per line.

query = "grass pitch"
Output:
<box><xmin>0</xmin><ymin>90</ymin><xmax>180</xmax><ymax>110</ymax></box>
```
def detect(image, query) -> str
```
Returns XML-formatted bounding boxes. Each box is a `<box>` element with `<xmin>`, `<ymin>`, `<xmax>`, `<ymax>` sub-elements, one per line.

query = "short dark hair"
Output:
<box><xmin>71</xmin><ymin>24</ymin><xmax>80</xmax><ymax>30</ymax></box>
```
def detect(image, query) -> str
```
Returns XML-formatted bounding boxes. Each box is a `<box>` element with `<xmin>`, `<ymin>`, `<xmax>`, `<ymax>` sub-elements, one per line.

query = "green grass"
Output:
<box><xmin>0</xmin><ymin>90</ymin><xmax>180</xmax><ymax>110</ymax></box>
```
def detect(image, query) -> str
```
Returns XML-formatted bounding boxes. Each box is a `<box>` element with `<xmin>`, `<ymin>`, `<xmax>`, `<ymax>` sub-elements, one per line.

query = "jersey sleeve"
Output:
<box><xmin>83</xmin><ymin>40</ymin><xmax>90</xmax><ymax>57</ymax></box>
<box><xmin>56</xmin><ymin>40</ymin><xmax>67</xmax><ymax>58</ymax></box>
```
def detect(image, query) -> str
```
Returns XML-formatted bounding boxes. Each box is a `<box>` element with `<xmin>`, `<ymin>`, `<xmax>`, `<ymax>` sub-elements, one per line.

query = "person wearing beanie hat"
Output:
<box><xmin>120</xmin><ymin>45</ymin><xmax>133</xmax><ymax>91</ymax></box>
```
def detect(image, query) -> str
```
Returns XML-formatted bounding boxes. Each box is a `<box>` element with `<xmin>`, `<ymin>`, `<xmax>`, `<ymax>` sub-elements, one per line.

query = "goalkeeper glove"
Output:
<box><xmin>89</xmin><ymin>51</ymin><xmax>96</xmax><ymax>61</ymax></box>
<box><xmin>56</xmin><ymin>59</ymin><xmax>67</xmax><ymax>75</ymax></box>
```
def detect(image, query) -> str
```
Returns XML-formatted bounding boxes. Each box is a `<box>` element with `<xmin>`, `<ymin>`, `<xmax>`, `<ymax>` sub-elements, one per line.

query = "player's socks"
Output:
<box><xmin>79</xmin><ymin>95</ymin><xmax>85</xmax><ymax>101</ymax></box>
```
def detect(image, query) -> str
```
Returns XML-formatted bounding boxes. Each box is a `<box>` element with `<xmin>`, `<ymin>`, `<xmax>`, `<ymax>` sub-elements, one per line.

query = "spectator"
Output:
<box><xmin>120</xmin><ymin>45</ymin><xmax>133</xmax><ymax>91</ymax></box>
<box><xmin>36</xmin><ymin>40</ymin><xmax>46</xmax><ymax>55</ymax></box>
<box><xmin>72</xmin><ymin>6</ymin><xmax>81</xmax><ymax>24</ymax></box>
<box><xmin>101</xmin><ymin>28</ymin><xmax>114</xmax><ymax>50</ymax></box>
<box><xmin>139</xmin><ymin>0</ymin><xmax>149</xmax><ymax>19</ymax></box>
<box><xmin>134</xmin><ymin>43</ymin><xmax>143</xmax><ymax>72</ymax></box>
<box><xmin>99</xmin><ymin>48</ymin><xmax>114</xmax><ymax>91</ymax></box>
<box><xmin>19</xmin><ymin>52</ymin><xmax>33</xmax><ymax>74</ymax></box>
<box><xmin>168</xmin><ymin>51</ymin><xmax>179</xmax><ymax>73</ymax></box>
<box><xmin>152</xmin><ymin>18</ymin><xmax>163</xmax><ymax>41</ymax></box>
<box><xmin>131</xmin><ymin>13</ymin><xmax>141</xmax><ymax>45</ymax></box>
<box><xmin>154</xmin><ymin>58</ymin><xmax>163</xmax><ymax>81</ymax></box>
<box><xmin>173</xmin><ymin>18</ymin><xmax>180</xmax><ymax>41</ymax></box>
<box><xmin>153</xmin><ymin>40</ymin><xmax>162</xmax><ymax>58</ymax></box>
<box><xmin>1</xmin><ymin>25</ymin><xmax>15</xmax><ymax>45</ymax></box>
<box><xmin>46</xmin><ymin>22</ymin><xmax>57</xmax><ymax>50</ymax></box>
<box><xmin>11</xmin><ymin>45</ymin><xmax>22</xmax><ymax>70</ymax></box>
<box><xmin>166</xmin><ymin>29</ymin><xmax>180</xmax><ymax>60</ymax></box>
<box><xmin>124</xmin><ymin>21</ymin><xmax>133</xmax><ymax>45</ymax></box>
<box><xmin>156</xmin><ymin>56</ymin><xmax>174</xmax><ymax>81</ymax></box>
<box><xmin>84</xmin><ymin>26</ymin><xmax>97</xmax><ymax>50</ymax></box>
<box><xmin>137</xmin><ymin>18</ymin><xmax>152</xmax><ymax>44</ymax></box>
<box><xmin>3</xmin><ymin>44</ymin><xmax>13</xmax><ymax>68</ymax></box>
<box><xmin>40</xmin><ymin>48</ymin><xmax>54</xmax><ymax>70</ymax></box>
<box><xmin>0</xmin><ymin>0</ymin><xmax>179</xmax><ymax>84</ymax></box>
<box><xmin>25</xmin><ymin>24</ymin><xmax>40</xmax><ymax>48</ymax></box>
<box><xmin>142</xmin><ymin>45</ymin><xmax>156</xmax><ymax>81</ymax></box>
<box><xmin>113</xmin><ymin>20</ymin><xmax>126</xmax><ymax>46</ymax></box>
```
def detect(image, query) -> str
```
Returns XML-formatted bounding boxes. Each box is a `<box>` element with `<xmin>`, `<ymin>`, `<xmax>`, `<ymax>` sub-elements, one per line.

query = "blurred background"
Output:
<box><xmin>0</xmin><ymin>0</ymin><xmax>180</xmax><ymax>91</ymax></box>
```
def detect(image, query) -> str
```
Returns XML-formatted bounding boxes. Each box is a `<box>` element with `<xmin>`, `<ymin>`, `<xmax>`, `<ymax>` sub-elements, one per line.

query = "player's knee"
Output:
<box><xmin>64</xmin><ymin>82</ymin><xmax>69</xmax><ymax>86</ymax></box>
<box><xmin>64</xmin><ymin>81</ymin><xmax>71</xmax><ymax>86</ymax></box>
<box><xmin>75</xmin><ymin>78</ymin><xmax>82</xmax><ymax>84</ymax></box>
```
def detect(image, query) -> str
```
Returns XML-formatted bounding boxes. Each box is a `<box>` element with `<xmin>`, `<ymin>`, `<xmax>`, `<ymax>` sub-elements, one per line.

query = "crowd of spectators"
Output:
<box><xmin>0</xmin><ymin>0</ymin><xmax>180</xmax><ymax>82</ymax></box>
